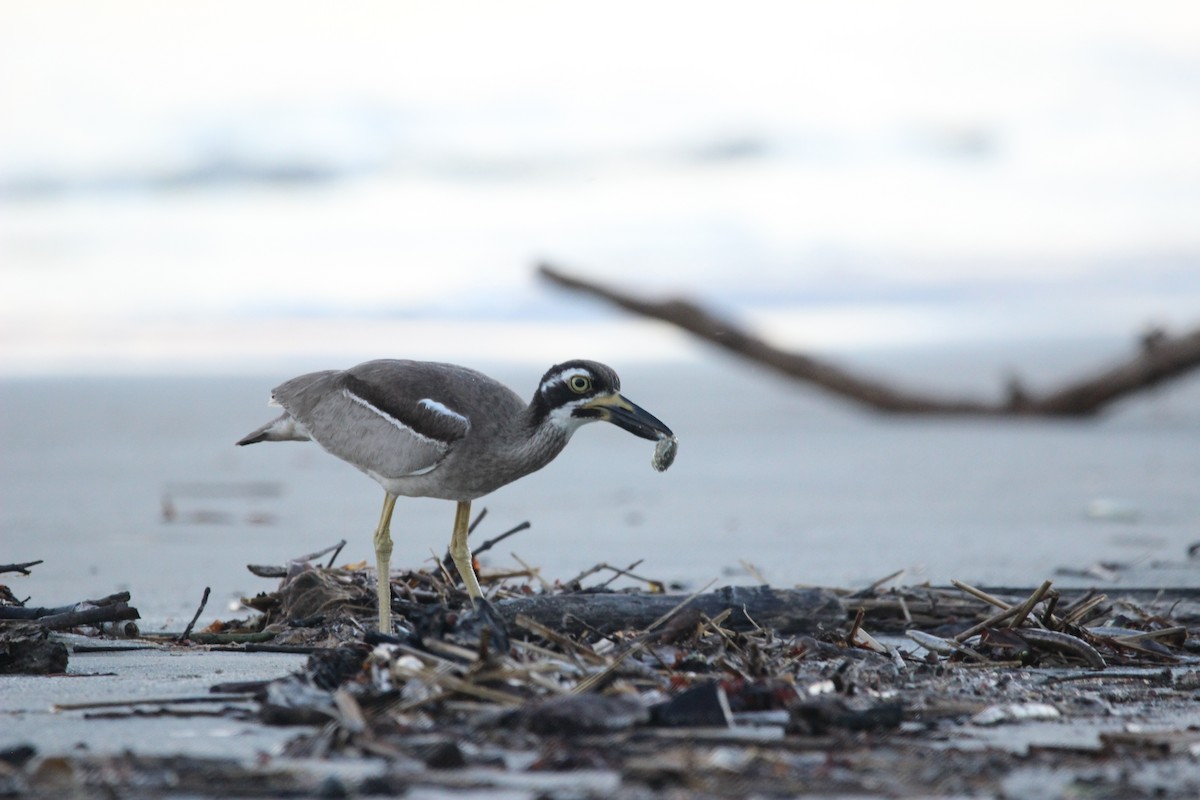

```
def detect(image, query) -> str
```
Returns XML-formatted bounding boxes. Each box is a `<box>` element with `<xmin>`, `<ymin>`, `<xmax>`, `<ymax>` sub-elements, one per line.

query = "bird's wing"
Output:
<box><xmin>271</xmin><ymin>364</ymin><xmax>472</xmax><ymax>479</ymax></box>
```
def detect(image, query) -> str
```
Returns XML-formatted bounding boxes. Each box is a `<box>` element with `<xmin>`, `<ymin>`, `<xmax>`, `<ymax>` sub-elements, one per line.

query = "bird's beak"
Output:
<box><xmin>581</xmin><ymin>393</ymin><xmax>674</xmax><ymax>441</ymax></box>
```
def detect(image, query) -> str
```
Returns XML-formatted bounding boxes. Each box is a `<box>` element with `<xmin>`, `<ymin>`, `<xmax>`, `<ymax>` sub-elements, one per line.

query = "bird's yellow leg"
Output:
<box><xmin>373</xmin><ymin>492</ymin><xmax>398</xmax><ymax>632</ymax></box>
<box><xmin>450</xmin><ymin>500</ymin><xmax>484</xmax><ymax>603</ymax></box>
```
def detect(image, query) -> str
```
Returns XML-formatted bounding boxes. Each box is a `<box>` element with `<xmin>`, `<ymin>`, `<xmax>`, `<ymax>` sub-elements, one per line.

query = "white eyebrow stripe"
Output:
<box><xmin>540</xmin><ymin>367</ymin><xmax>593</xmax><ymax>394</ymax></box>
<box><xmin>342</xmin><ymin>388</ymin><xmax>449</xmax><ymax>450</ymax></box>
<box><xmin>418</xmin><ymin>398</ymin><xmax>470</xmax><ymax>427</ymax></box>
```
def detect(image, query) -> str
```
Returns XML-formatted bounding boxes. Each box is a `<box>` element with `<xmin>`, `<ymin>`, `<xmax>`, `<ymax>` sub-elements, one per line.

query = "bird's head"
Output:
<box><xmin>536</xmin><ymin>360</ymin><xmax>673</xmax><ymax>440</ymax></box>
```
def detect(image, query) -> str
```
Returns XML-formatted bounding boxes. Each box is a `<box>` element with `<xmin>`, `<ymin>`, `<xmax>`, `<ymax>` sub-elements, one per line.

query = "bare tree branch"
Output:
<box><xmin>538</xmin><ymin>263</ymin><xmax>1200</xmax><ymax>417</ymax></box>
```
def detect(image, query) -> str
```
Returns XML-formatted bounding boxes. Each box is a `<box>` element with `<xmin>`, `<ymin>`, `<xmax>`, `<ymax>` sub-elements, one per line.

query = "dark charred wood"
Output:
<box><xmin>787</xmin><ymin>697</ymin><xmax>905</xmax><ymax>735</ymax></box>
<box><xmin>649</xmin><ymin>681</ymin><xmax>733</xmax><ymax>727</ymax></box>
<box><xmin>0</xmin><ymin>605</ymin><xmax>73</xmax><ymax>620</ymax></box>
<box><xmin>0</xmin><ymin>592</ymin><xmax>133</xmax><ymax>621</ymax></box>
<box><xmin>0</xmin><ymin>639</ymin><xmax>69</xmax><ymax>675</ymax></box>
<box><xmin>35</xmin><ymin>602</ymin><xmax>140</xmax><ymax>631</ymax></box>
<box><xmin>0</xmin><ymin>623</ymin><xmax>69</xmax><ymax>674</ymax></box>
<box><xmin>495</xmin><ymin>586</ymin><xmax>845</xmax><ymax>637</ymax></box>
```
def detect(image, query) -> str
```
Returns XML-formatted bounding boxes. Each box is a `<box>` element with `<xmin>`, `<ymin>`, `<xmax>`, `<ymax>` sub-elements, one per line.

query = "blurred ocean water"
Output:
<box><xmin>2</xmin><ymin>1</ymin><xmax>1199</xmax><ymax>374</ymax></box>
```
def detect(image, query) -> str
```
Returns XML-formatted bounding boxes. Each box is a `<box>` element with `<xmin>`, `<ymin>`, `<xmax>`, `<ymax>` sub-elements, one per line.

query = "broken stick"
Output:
<box><xmin>538</xmin><ymin>263</ymin><xmax>1200</xmax><ymax>417</ymax></box>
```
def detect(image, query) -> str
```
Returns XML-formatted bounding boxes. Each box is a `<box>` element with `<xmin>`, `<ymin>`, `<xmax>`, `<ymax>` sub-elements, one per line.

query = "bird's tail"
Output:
<box><xmin>236</xmin><ymin>414</ymin><xmax>311</xmax><ymax>446</ymax></box>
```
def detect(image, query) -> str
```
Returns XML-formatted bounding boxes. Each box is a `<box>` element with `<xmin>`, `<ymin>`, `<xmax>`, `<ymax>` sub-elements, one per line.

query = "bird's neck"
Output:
<box><xmin>500</xmin><ymin>403</ymin><xmax>576</xmax><ymax>476</ymax></box>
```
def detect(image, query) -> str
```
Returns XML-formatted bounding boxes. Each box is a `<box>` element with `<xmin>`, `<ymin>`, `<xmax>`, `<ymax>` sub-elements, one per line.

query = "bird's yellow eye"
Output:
<box><xmin>568</xmin><ymin>375</ymin><xmax>592</xmax><ymax>394</ymax></box>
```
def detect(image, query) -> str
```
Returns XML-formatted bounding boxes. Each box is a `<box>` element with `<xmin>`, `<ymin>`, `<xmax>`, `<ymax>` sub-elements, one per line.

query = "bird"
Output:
<box><xmin>237</xmin><ymin>358</ymin><xmax>676</xmax><ymax>634</ymax></box>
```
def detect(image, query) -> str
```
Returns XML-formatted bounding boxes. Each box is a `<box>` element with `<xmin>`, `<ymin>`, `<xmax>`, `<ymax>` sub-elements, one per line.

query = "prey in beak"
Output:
<box><xmin>578</xmin><ymin>391</ymin><xmax>678</xmax><ymax>472</ymax></box>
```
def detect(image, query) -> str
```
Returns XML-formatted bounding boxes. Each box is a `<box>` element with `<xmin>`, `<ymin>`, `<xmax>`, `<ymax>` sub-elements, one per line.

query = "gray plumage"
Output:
<box><xmin>237</xmin><ymin>358</ymin><xmax>675</xmax><ymax>633</ymax></box>
<box><xmin>237</xmin><ymin>359</ymin><xmax>633</xmax><ymax>500</ymax></box>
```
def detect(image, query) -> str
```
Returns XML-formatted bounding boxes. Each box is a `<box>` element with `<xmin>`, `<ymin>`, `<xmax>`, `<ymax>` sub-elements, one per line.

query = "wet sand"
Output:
<box><xmin>3</xmin><ymin>348</ymin><xmax>1200</xmax><ymax>626</ymax></box>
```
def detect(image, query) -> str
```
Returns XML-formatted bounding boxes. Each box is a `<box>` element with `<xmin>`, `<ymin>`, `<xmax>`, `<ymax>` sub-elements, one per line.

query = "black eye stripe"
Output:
<box><xmin>530</xmin><ymin>360</ymin><xmax>621</xmax><ymax>427</ymax></box>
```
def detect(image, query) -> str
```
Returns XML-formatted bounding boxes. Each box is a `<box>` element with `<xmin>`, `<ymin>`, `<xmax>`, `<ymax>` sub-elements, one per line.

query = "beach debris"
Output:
<box><xmin>176</xmin><ymin>586</ymin><xmax>211</xmax><ymax>644</ymax></box>
<box><xmin>501</xmin><ymin>694</ymin><xmax>649</xmax><ymax>734</ymax></box>
<box><xmin>565</xmin><ymin>560</ymin><xmax>668</xmax><ymax>593</ymax></box>
<box><xmin>971</xmin><ymin>702</ymin><xmax>1061</xmax><ymax>726</ymax></box>
<box><xmin>1101</xmin><ymin>728</ymin><xmax>1200</xmax><ymax>756</ymax></box>
<box><xmin>0</xmin><ymin>584</ymin><xmax>144</xmax><ymax>673</ymax></box>
<box><xmin>496</xmin><ymin>584</ymin><xmax>844</xmax><ymax>637</ymax></box>
<box><xmin>906</xmin><ymin>629</ymin><xmax>959</xmax><ymax>655</ymax></box>
<box><xmin>787</xmin><ymin>696</ymin><xmax>905</xmax><ymax>735</ymax></box>
<box><xmin>247</xmin><ymin>538</ymin><xmax>349</xmax><ymax>579</ymax></box>
<box><xmin>15</xmin><ymin>540</ymin><xmax>1200</xmax><ymax>798</ymax></box>
<box><xmin>0</xmin><ymin>623</ymin><xmax>68</xmax><ymax>675</ymax></box>
<box><xmin>0</xmin><ymin>590</ymin><xmax>140</xmax><ymax>630</ymax></box>
<box><xmin>8</xmin><ymin>752</ymin><xmax>314</xmax><ymax>797</ymax></box>
<box><xmin>649</xmin><ymin>681</ymin><xmax>732</xmax><ymax>727</ymax></box>
<box><xmin>52</xmin><ymin>693</ymin><xmax>257</xmax><ymax>715</ymax></box>
<box><xmin>0</xmin><ymin>560</ymin><xmax>43</xmax><ymax>577</ymax></box>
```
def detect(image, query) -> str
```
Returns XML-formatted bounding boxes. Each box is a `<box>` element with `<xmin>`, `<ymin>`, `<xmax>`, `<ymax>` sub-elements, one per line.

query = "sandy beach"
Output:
<box><xmin>4</xmin><ymin>344</ymin><xmax>1200</xmax><ymax>629</ymax></box>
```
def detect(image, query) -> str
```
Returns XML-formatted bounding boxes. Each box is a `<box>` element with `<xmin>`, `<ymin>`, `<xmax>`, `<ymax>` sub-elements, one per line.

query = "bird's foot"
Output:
<box><xmin>456</xmin><ymin>596</ymin><xmax>510</xmax><ymax>656</ymax></box>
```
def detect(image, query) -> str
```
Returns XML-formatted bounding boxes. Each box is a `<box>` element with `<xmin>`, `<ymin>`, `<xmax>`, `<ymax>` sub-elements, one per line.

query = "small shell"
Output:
<box><xmin>652</xmin><ymin>434</ymin><xmax>678</xmax><ymax>472</ymax></box>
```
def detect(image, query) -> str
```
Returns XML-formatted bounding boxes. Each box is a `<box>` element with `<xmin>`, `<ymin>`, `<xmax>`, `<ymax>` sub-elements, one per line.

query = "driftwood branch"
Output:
<box><xmin>495</xmin><ymin>586</ymin><xmax>845</xmax><ymax>636</ymax></box>
<box><xmin>0</xmin><ymin>591</ymin><xmax>134</xmax><ymax>621</ymax></box>
<box><xmin>33</xmin><ymin>603</ymin><xmax>140</xmax><ymax>631</ymax></box>
<box><xmin>538</xmin><ymin>263</ymin><xmax>1200</xmax><ymax>417</ymax></box>
<box><xmin>0</xmin><ymin>560</ymin><xmax>43</xmax><ymax>576</ymax></box>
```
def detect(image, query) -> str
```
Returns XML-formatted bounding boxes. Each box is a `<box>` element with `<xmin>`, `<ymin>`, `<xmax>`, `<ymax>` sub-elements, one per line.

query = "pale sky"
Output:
<box><xmin>2</xmin><ymin>1</ymin><xmax>1199</xmax><ymax>371</ymax></box>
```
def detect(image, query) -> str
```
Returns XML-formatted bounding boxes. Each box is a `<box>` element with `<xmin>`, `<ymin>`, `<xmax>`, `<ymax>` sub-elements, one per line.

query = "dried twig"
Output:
<box><xmin>951</xmin><ymin>580</ymin><xmax>1014</xmax><ymax>611</ymax></box>
<box><xmin>509</xmin><ymin>553</ymin><xmax>552</xmax><ymax>592</ymax></box>
<box><xmin>1107</xmin><ymin>626</ymin><xmax>1188</xmax><ymax>643</ymax></box>
<box><xmin>954</xmin><ymin>604</ymin><xmax>1023</xmax><ymax>643</ymax></box>
<box><xmin>325</xmin><ymin>541</ymin><xmax>347</xmax><ymax>569</ymax></box>
<box><xmin>0</xmin><ymin>560</ymin><xmax>43</xmax><ymax>576</ymax></box>
<box><xmin>470</xmin><ymin>521</ymin><xmax>531</xmax><ymax>558</ymax></box>
<box><xmin>247</xmin><ymin>540</ymin><xmax>349</xmax><ymax>578</ymax></box>
<box><xmin>389</xmin><ymin>657</ymin><xmax>526</xmax><ymax>706</ymax></box>
<box><xmin>440</xmin><ymin>512</ymin><xmax>531</xmax><ymax>582</ymax></box>
<box><xmin>849</xmin><ymin>569</ymin><xmax>906</xmax><ymax>598</ymax></box>
<box><xmin>513</xmin><ymin>614</ymin><xmax>607</xmax><ymax>666</ymax></box>
<box><xmin>54</xmin><ymin>694</ymin><xmax>256</xmax><ymax>712</ymax></box>
<box><xmin>294</xmin><ymin>540</ymin><xmax>348</xmax><ymax>565</ymax></box>
<box><xmin>907</xmin><ymin>630</ymin><xmax>993</xmax><ymax>664</ymax></box>
<box><xmin>1061</xmin><ymin>594</ymin><xmax>1110</xmax><ymax>627</ymax></box>
<box><xmin>1006</xmin><ymin>581</ymin><xmax>1053</xmax><ymax>630</ymax></box>
<box><xmin>177</xmin><ymin>587</ymin><xmax>211</xmax><ymax>644</ymax></box>
<box><xmin>566</xmin><ymin>561</ymin><xmax>666</xmax><ymax>592</ymax></box>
